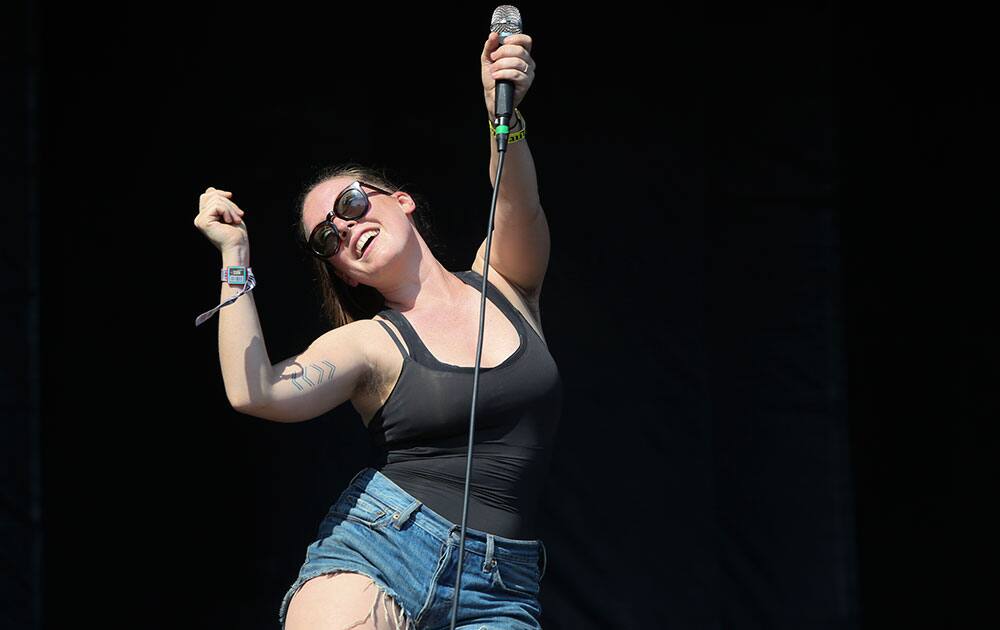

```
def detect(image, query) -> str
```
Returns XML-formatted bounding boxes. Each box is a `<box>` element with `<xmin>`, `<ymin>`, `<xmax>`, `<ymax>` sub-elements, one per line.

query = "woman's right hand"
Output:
<box><xmin>194</xmin><ymin>187</ymin><xmax>249</xmax><ymax>252</ymax></box>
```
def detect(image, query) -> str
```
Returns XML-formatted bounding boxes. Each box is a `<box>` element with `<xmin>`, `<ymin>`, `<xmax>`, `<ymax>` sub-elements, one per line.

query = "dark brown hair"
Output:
<box><xmin>293</xmin><ymin>163</ymin><xmax>446</xmax><ymax>329</ymax></box>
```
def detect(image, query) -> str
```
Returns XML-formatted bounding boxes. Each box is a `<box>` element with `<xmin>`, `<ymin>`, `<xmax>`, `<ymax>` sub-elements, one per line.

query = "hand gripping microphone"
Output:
<box><xmin>489</xmin><ymin>5</ymin><xmax>523</xmax><ymax>153</ymax></box>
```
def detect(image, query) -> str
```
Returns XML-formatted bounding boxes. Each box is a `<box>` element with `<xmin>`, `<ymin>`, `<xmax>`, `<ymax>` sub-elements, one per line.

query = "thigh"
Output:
<box><xmin>284</xmin><ymin>571</ymin><xmax>411</xmax><ymax>630</ymax></box>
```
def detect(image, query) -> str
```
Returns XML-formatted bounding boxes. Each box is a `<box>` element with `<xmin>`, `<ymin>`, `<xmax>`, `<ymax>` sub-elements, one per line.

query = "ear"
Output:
<box><xmin>392</xmin><ymin>191</ymin><xmax>417</xmax><ymax>216</ymax></box>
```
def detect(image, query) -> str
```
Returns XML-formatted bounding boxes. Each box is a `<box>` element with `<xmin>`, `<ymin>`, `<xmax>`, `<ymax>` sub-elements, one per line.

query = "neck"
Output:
<box><xmin>377</xmin><ymin>241</ymin><xmax>465</xmax><ymax>313</ymax></box>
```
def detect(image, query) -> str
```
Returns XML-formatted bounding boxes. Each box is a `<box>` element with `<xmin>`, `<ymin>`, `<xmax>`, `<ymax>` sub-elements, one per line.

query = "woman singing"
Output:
<box><xmin>194</xmin><ymin>30</ymin><xmax>561</xmax><ymax>629</ymax></box>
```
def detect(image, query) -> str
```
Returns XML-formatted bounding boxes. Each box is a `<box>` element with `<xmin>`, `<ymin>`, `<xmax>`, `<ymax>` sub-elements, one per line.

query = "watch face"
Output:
<box><xmin>225</xmin><ymin>267</ymin><xmax>247</xmax><ymax>284</ymax></box>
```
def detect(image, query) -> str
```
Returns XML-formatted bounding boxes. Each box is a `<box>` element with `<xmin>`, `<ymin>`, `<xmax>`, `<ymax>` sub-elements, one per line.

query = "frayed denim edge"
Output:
<box><xmin>279</xmin><ymin>568</ymin><xmax>415</xmax><ymax>630</ymax></box>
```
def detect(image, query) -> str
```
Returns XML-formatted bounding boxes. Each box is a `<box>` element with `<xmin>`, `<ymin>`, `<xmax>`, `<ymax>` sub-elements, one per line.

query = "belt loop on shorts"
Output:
<box><xmin>347</xmin><ymin>467</ymin><xmax>369</xmax><ymax>489</ymax></box>
<box><xmin>391</xmin><ymin>498</ymin><xmax>421</xmax><ymax>530</ymax></box>
<box><xmin>538</xmin><ymin>540</ymin><xmax>547</xmax><ymax>580</ymax></box>
<box><xmin>483</xmin><ymin>534</ymin><xmax>497</xmax><ymax>572</ymax></box>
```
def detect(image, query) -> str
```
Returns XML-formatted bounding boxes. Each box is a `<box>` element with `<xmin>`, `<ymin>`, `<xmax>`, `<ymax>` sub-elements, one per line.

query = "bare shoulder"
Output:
<box><xmin>308</xmin><ymin>318</ymin><xmax>397</xmax><ymax>390</ymax></box>
<box><xmin>348</xmin><ymin>317</ymin><xmax>401</xmax><ymax>372</ymax></box>
<box><xmin>346</xmin><ymin>315</ymin><xmax>415</xmax><ymax>425</ymax></box>
<box><xmin>469</xmin><ymin>257</ymin><xmax>546</xmax><ymax>344</ymax></box>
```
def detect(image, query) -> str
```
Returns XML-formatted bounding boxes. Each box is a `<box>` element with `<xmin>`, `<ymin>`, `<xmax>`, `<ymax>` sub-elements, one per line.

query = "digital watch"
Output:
<box><xmin>221</xmin><ymin>265</ymin><xmax>249</xmax><ymax>286</ymax></box>
<box><xmin>194</xmin><ymin>266</ymin><xmax>256</xmax><ymax>327</ymax></box>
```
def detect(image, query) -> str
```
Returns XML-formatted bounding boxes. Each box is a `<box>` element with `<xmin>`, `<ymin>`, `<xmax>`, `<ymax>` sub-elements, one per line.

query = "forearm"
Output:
<box><xmin>488</xmin><ymin>115</ymin><xmax>542</xmax><ymax>219</ymax></box>
<box><xmin>218</xmin><ymin>244</ymin><xmax>274</xmax><ymax>409</ymax></box>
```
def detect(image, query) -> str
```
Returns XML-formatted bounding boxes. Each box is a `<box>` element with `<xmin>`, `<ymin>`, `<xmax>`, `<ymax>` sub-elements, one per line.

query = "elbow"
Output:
<box><xmin>227</xmin><ymin>391</ymin><xmax>251</xmax><ymax>411</ymax></box>
<box><xmin>230</xmin><ymin>398</ymin><xmax>271</xmax><ymax>420</ymax></box>
<box><xmin>230</xmin><ymin>399</ymin><xmax>253</xmax><ymax>414</ymax></box>
<box><xmin>230</xmin><ymin>399</ymin><xmax>307</xmax><ymax>424</ymax></box>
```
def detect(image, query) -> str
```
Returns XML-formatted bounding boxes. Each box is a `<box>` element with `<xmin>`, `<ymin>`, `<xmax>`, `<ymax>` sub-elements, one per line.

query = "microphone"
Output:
<box><xmin>490</xmin><ymin>5</ymin><xmax>523</xmax><ymax>152</ymax></box>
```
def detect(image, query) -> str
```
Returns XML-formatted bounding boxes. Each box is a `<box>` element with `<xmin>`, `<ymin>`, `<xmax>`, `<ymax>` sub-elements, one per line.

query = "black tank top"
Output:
<box><xmin>366</xmin><ymin>269</ymin><xmax>563</xmax><ymax>540</ymax></box>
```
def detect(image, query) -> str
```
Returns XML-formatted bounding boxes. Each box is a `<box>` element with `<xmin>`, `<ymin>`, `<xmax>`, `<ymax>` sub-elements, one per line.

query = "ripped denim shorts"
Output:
<box><xmin>278</xmin><ymin>467</ymin><xmax>548</xmax><ymax>630</ymax></box>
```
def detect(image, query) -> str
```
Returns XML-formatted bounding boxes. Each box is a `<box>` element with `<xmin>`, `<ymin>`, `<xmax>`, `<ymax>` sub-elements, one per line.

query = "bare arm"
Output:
<box><xmin>218</xmin><ymin>244</ymin><xmax>274</xmax><ymax>409</ymax></box>
<box><xmin>218</xmin><ymin>243</ymin><xmax>372</xmax><ymax>422</ymax></box>
<box><xmin>477</xmin><ymin>127</ymin><xmax>550</xmax><ymax>302</ymax></box>
<box><xmin>478</xmin><ymin>31</ymin><xmax>549</xmax><ymax>301</ymax></box>
<box><xmin>241</xmin><ymin>319</ymin><xmax>373</xmax><ymax>423</ymax></box>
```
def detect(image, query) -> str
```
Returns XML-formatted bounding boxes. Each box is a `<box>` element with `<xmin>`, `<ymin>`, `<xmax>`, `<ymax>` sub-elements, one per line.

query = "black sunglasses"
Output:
<box><xmin>305</xmin><ymin>180</ymin><xmax>395</xmax><ymax>259</ymax></box>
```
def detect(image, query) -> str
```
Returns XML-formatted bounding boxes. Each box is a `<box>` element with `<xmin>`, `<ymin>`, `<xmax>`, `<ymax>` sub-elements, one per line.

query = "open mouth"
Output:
<box><xmin>356</xmin><ymin>229</ymin><xmax>380</xmax><ymax>259</ymax></box>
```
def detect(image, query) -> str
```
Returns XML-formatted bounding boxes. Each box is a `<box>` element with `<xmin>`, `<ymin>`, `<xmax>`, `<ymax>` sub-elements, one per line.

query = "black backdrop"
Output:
<box><xmin>19</xmin><ymin>1</ymin><xmax>990</xmax><ymax>629</ymax></box>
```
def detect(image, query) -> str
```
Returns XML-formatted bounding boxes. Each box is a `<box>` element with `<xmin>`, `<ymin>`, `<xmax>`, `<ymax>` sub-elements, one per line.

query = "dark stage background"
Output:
<box><xmin>3</xmin><ymin>1</ymin><xmax>991</xmax><ymax>629</ymax></box>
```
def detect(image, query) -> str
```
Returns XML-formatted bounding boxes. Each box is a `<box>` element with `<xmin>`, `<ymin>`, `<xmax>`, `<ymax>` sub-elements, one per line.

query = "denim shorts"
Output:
<box><xmin>278</xmin><ymin>467</ymin><xmax>548</xmax><ymax>630</ymax></box>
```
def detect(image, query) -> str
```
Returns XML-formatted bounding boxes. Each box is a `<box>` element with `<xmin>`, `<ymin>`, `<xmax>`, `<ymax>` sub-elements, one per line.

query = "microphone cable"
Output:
<box><xmin>449</xmin><ymin>9</ymin><xmax>522</xmax><ymax>628</ymax></box>
<box><xmin>449</xmin><ymin>4</ymin><xmax>523</xmax><ymax>630</ymax></box>
<box><xmin>449</xmin><ymin>140</ymin><xmax>510</xmax><ymax>630</ymax></box>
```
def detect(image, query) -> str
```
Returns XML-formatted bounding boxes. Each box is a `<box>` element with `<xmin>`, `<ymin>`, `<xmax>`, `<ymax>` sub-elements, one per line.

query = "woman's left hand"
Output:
<box><xmin>481</xmin><ymin>31</ymin><xmax>534</xmax><ymax>121</ymax></box>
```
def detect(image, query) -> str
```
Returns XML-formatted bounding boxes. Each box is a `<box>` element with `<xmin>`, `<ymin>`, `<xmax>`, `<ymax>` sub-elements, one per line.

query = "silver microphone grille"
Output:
<box><xmin>490</xmin><ymin>5</ymin><xmax>523</xmax><ymax>35</ymax></box>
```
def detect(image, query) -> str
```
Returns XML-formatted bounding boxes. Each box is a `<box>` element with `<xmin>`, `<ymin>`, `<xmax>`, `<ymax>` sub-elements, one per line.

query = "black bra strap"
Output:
<box><xmin>374</xmin><ymin>318</ymin><xmax>410</xmax><ymax>359</ymax></box>
<box><xmin>377</xmin><ymin>308</ymin><xmax>435</xmax><ymax>362</ymax></box>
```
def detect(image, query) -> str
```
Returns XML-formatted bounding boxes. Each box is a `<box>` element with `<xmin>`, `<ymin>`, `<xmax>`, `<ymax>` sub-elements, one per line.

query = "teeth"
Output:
<box><xmin>355</xmin><ymin>229</ymin><xmax>379</xmax><ymax>257</ymax></box>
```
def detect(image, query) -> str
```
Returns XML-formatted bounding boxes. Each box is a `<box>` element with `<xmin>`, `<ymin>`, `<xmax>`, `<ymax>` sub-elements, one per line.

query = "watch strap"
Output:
<box><xmin>196</xmin><ymin>267</ymin><xmax>257</xmax><ymax>326</ymax></box>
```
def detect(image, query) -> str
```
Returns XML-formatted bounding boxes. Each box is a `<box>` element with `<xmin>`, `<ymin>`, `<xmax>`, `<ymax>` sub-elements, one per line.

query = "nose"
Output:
<box><xmin>335</xmin><ymin>219</ymin><xmax>358</xmax><ymax>245</ymax></box>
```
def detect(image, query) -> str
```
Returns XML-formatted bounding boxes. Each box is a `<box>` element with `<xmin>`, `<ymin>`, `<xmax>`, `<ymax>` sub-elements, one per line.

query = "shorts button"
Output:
<box><xmin>393</xmin><ymin>512</ymin><xmax>400</xmax><ymax>519</ymax></box>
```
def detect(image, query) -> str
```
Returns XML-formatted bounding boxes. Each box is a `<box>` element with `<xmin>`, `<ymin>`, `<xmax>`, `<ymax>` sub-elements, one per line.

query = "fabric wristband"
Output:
<box><xmin>195</xmin><ymin>267</ymin><xmax>256</xmax><ymax>327</ymax></box>
<box><xmin>489</xmin><ymin>107</ymin><xmax>526</xmax><ymax>143</ymax></box>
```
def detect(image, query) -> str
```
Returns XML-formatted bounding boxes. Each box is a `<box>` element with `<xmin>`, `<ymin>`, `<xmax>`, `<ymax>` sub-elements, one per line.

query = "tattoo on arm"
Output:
<box><xmin>288</xmin><ymin>360</ymin><xmax>337</xmax><ymax>392</ymax></box>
